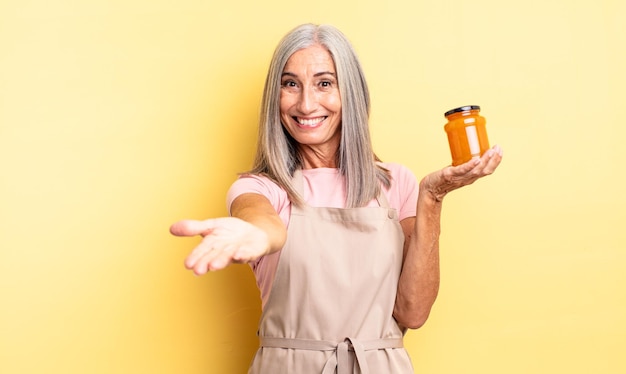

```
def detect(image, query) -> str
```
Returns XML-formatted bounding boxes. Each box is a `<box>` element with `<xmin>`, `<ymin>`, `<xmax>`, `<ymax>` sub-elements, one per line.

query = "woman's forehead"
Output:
<box><xmin>283</xmin><ymin>45</ymin><xmax>336</xmax><ymax>73</ymax></box>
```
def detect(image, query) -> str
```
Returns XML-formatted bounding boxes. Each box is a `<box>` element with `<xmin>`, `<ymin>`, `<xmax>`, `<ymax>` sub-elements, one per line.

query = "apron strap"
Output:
<box><xmin>260</xmin><ymin>336</ymin><xmax>404</xmax><ymax>374</ymax></box>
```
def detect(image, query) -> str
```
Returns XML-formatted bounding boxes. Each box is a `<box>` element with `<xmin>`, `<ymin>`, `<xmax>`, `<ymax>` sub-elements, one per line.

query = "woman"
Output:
<box><xmin>170</xmin><ymin>23</ymin><xmax>502</xmax><ymax>373</ymax></box>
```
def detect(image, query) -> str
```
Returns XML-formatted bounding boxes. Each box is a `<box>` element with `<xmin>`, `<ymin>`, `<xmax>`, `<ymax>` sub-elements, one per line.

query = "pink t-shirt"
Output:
<box><xmin>226</xmin><ymin>162</ymin><xmax>419</xmax><ymax>306</ymax></box>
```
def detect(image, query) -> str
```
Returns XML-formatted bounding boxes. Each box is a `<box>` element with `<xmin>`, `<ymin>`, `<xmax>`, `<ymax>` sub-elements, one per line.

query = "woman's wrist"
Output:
<box><xmin>419</xmin><ymin>171</ymin><xmax>447</xmax><ymax>203</ymax></box>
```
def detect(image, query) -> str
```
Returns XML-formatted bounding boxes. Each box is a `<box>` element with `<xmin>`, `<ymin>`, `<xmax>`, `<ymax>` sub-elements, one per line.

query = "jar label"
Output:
<box><xmin>465</xmin><ymin>125</ymin><xmax>481</xmax><ymax>159</ymax></box>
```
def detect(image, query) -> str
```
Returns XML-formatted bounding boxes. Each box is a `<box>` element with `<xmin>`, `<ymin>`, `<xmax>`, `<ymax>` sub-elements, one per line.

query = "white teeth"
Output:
<box><xmin>297</xmin><ymin>117</ymin><xmax>325</xmax><ymax>126</ymax></box>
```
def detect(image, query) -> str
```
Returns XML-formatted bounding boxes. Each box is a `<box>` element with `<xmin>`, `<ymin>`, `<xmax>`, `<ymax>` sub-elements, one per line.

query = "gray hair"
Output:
<box><xmin>249</xmin><ymin>23</ymin><xmax>390</xmax><ymax>208</ymax></box>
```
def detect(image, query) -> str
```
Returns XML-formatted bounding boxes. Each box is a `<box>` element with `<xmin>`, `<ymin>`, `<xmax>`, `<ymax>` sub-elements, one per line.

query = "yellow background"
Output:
<box><xmin>1</xmin><ymin>0</ymin><xmax>624</xmax><ymax>373</ymax></box>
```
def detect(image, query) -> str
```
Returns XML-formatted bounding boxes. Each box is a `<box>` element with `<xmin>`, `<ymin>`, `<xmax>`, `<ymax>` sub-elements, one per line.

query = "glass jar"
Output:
<box><xmin>444</xmin><ymin>105</ymin><xmax>490</xmax><ymax>166</ymax></box>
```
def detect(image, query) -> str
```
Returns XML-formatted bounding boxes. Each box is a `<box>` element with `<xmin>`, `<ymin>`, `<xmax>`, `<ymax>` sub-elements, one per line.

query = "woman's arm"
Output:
<box><xmin>170</xmin><ymin>193</ymin><xmax>287</xmax><ymax>275</ymax></box>
<box><xmin>393</xmin><ymin>191</ymin><xmax>441</xmax><ymax>330</ymax></box>
<box><xmin>393</xmin><ymin>145</ymin><xmax>503</xmax><ymax>329</ymax></box>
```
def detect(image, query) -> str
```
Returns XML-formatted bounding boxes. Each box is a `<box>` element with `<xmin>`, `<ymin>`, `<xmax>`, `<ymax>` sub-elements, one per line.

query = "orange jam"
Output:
<box><xmin>444</xmin><ymin>105</ymin><xmax>490</xmax><ymax>166</ymax></box>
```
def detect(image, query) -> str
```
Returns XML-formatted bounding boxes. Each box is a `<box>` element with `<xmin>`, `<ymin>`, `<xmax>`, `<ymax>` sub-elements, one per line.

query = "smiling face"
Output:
<box><xmin>279</xmin><ymin>44</ymin><xmax>342</xmax><ymax>166</ymax></box>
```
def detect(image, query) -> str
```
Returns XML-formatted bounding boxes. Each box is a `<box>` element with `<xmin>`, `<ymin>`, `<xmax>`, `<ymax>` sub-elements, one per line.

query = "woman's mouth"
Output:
<box><xmin>295</xmin><ymin>116</ymin><xmax>327</xmax><ymax>127</ymax></box>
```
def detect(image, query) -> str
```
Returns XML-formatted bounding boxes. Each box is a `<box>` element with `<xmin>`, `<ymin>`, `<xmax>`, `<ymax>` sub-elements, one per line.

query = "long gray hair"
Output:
<box><xmin>249</xmin><ymin>23</ymin><xmax>390</xmax><ymax>207</ymax></box>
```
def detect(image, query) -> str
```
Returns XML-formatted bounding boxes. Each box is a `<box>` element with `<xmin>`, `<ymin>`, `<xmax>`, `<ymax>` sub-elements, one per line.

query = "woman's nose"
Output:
<box><xmin>296</xmin><ymin>86</ymin><xmax>317</xmax><ymax>114</ymax></box>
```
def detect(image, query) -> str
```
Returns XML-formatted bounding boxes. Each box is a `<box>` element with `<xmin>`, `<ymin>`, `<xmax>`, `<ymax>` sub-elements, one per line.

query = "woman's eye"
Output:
<box><xmin>282</xmin><ymin>80</ymin><xmax>297</xmax><ymax>87</ymax></box>
<box><xmin>318</xmin><ymin>80</ymin><xmax>336</xmax><ymax>90</ymax></box>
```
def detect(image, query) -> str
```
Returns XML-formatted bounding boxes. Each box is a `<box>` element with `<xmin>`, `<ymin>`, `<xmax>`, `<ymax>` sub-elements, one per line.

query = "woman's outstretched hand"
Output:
<box><xmin>170</xmin><ymin>217</ymin><xmax>270</xmax><ymax>275</ymax></box>
<box><xmin>422</xmin><ymin>145</ymin><xmax>503</xmax><ymax>202</ymax></box>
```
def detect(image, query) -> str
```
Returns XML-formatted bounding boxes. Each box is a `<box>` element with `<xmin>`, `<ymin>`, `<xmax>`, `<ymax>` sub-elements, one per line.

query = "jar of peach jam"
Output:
<box><xmin>444</xmin><ymin>105</ymin><xmax>490</xmax><ymax>166</ymax></box>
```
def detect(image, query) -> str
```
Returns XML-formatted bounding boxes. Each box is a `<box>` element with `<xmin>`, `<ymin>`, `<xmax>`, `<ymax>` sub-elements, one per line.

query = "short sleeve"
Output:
<box><xmin>384</xmin><ymin>163</ymin><xmax>418</xmax><ymax>221</ymax></box>
<box><xmin>226</xmin><ymin>174</ymin><xmax>291</xmax><ymax>222</ymax></box>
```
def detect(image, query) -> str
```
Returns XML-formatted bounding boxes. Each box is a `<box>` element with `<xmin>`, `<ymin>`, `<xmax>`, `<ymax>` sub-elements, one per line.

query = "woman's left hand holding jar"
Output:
<box><xmin>421</xmin><ymin>144</ymin><xmax>503</xmax><ymax>202</ymax></box>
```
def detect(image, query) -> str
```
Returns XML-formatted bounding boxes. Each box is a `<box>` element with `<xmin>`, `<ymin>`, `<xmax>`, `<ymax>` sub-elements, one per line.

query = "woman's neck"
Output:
<box><xmin>298</xmin><ymin>144</ymin><xmax>338</xmax><ymax>169</ymax></box>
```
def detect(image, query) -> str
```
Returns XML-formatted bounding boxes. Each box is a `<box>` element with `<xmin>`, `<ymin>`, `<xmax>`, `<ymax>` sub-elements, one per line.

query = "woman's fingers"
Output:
<box><xmin>469</xmin><ymin>145</ymin><xmax>503</xmax><ymax>178</ymax></box>
<box><xmin>188</xmin><ymin>243</ymin><xmax>257</xmax><ymax>274</ymax></box>
<box><xmin>184</xmin><ymin>235</ymin><xmax>216</xmax><ymax>271</ymax></box>
<box><xmin>190</xmin><ymin>245</ymin><xmax>232</xmax><ymax>274</ymax></box>
<box><xmin>464</xmin><ymin>145</ymin><xmax>503</xmax><ymax>177</ymax></box>
<box><xmin>482</xmin><ymin>145</ymin><xmax>503</xmax><ymax>175</ymax></box>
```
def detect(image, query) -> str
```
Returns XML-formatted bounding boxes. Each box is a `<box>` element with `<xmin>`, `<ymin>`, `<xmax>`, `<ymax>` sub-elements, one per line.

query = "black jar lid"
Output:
<box><xmin>444</xmin><ymin>105</ymin><xmax>480</xmax><ymax>117</ymax></box>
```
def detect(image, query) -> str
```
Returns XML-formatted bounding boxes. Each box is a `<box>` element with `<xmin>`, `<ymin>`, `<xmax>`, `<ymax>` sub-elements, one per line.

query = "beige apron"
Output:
<box><xmin>248</xmin><ymin>171</ymin><xmax>414</xmax><ymax>373</ymax></box>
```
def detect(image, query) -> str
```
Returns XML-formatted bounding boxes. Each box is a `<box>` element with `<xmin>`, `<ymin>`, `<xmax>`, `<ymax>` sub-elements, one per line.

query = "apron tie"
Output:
<box><xmin>260</xmin><ymin>336</ymin><xmax>403</xmax><ymax>374</ymax></box>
